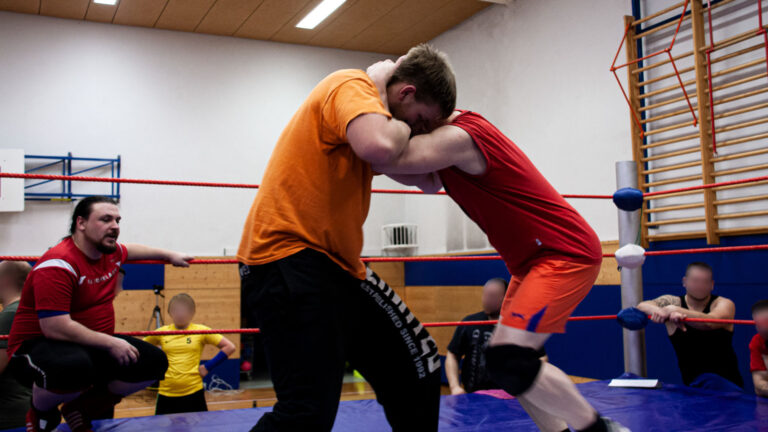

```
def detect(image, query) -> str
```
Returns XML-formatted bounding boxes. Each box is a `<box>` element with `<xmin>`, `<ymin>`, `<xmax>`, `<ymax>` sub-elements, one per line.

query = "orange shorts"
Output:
<box><xmin>500</xmin><ymin>259</ymin><xmax>601</xmax><ymax>334</ymax></box>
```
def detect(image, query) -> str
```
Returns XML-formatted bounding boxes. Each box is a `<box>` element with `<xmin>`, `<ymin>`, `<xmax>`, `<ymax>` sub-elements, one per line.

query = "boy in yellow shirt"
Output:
<box><xmin>144</xmin><ymin>294</ymin><xmax>236</xmax><ymax>415</ymax></box>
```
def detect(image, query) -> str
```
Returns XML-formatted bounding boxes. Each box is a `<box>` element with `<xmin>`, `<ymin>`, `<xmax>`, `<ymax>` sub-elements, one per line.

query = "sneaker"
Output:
<box><xmin>61</xmin><ymin>387</ymin><xmax>122</xmax><ymax>432</ymax></box>
<box><xmin>25</xmin><ymin>406</ymin><xmax>62</xmax><ymax>432</ymax></box>
<box><xmin>603</xmin><ymin>417</ymin><xmax>631</xmax><ymax>432</ymax></box>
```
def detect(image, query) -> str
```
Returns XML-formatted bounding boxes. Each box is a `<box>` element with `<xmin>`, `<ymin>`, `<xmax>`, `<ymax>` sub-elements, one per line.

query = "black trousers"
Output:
<box><xmin>155</xmin><ymin>389</ymin><xmax>208</xmax><ymax>415</ymax></box>
<box><xmin>9</xmin><ymin>334</ymin><xmax>168</xmax><ymax>392</ymax></box>
<box><xmin>240</xmin><ymin>249</ymin><xmax>441</xmax><ymax>432</ymax></box>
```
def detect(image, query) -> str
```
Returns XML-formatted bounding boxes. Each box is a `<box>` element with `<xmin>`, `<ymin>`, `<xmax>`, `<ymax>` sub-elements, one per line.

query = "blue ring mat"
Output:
<box><xmin>6</xmin><ymin>380</ymin><xmax>768</xmax><ymax>431</ymax></box>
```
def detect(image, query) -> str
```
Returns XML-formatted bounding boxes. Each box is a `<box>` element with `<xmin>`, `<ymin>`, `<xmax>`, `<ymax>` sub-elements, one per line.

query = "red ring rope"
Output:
<box><xmin>3</xmin><ymin>172</ymin><xmax>767</xmax><ymax>199</ymax></box>
<box><xmin>2</xmin><ymin>244</ymin><xmax>768</xmax><ymax>264</ymax></box>
<box><xmin>0</xmin><ymin>316</ymin><xmax>756</xmax><ymax>341</ymax></box>
<box><xmin>0</xmin><ymin>172</ymin><xmax>611</xmax><ymax>199</ymax></box>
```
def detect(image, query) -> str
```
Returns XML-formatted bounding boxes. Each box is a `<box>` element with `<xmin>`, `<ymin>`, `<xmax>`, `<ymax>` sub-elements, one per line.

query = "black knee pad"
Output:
<box><xmin>485</xmin><ymin>344</ymin><xmax>543</xmax><ymax>396</ymax></box>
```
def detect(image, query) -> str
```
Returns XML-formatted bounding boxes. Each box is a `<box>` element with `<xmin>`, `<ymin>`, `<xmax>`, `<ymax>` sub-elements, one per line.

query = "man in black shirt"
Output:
<box><xmin>636</xmin><ymin>262</ymin><xmax>743</xmax><ymax>391</ymax></box>
<box><xmin>447</xmin><ymin>277</ymin><xmax>549</xmax><ymax>393</ymax></box>
<box><xmin>0</xmin><ymin>261</ymin><xmax>33</xmax><ymax>430</ymax></box>
<box><xmin>446</xmin><ymin>278</ymin><xmax>507</xmax><ymax>395</ymax></box>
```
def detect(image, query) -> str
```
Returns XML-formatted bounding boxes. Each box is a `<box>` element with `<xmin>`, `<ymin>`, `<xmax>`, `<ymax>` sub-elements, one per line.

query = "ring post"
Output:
<box><xmin>616</xmin><ymin>161</ymin><xmax>647</xmax><ymax>376</ymax></box>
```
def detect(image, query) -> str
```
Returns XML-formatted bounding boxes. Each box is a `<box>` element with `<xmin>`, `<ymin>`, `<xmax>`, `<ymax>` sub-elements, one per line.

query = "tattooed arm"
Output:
<box><xmin>637</xmin><ymin>295</ymin><xmax>685</xmax><ymax>333</ymax></box>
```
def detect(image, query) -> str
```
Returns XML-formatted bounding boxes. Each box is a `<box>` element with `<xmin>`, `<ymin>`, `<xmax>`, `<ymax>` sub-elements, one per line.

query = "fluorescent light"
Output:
<box><xmin>94</xmin><ymin>0</ymin><xmax>118</xmax><ymax>5</ymax></box>
<box><xmin>296</xmin><ymin>0</ymin><xmax>346</xmax><ymax>30</ymax></box>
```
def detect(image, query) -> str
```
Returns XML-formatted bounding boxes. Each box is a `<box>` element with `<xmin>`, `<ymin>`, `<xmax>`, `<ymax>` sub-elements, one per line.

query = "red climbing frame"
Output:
<box><xmin>611</xmin><ymin>0</ymin><xmax>698</xmax><ymax>139</ymax></box>
<box><xmin>705</xmin><ymin>0</ymin><xmax>768</xmax><ymax>154</ymax></box>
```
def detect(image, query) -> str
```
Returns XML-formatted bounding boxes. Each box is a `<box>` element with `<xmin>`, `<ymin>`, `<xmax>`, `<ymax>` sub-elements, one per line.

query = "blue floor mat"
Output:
<box><xmin>7</xmin><ymin>380</ymin><xmax>768</xmax><ymax>431</ymax></box>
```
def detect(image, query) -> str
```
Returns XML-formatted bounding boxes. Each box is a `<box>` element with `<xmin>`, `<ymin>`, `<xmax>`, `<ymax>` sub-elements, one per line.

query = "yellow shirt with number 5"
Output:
<box><xmin>144</xmin><ymin>323</ymin><xmax>223</xmax><ymax>397</ymax></box>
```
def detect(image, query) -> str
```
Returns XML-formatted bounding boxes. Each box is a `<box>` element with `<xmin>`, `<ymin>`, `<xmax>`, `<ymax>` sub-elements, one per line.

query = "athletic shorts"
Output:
<box><xmin>156</xmin><ymin>389</ymin><xmax>208</xmax><ymax>415</ymax></box>
<box><xmin>500</xmin><ymin>259</ymin><xmax>601</xmax><ymax>334</ymax></box>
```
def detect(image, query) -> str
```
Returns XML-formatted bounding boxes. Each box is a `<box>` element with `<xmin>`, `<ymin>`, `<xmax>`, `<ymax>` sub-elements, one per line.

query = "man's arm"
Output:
<box><xmin>386</xmin><ymin>173</ymin><xmax>443</xmax><ymax>194</ymax></box>
<box><xmin>636</xmin><ymin>295</ymin><xmax>681</xmax><ymax>321</ymax></box>
<box><xmin>124</xmin><ymin>244</ymin><xmax>192</xmax><ymax>267</ymax></box>
<box><xmin>664</xmin><ymin>297</ymin><xmax>736</xmax><ymax>331</ymax></box>
<box><xmin>445</xmin><ymin>351</ymin><xmax>465</xmax><ymax>395</ymax></box>
<box><xmin>636</xmin><ymin>295</ymin><xmax>683</xmax><ymax>333</ymax></box>
<box><xmin>371</xmin><ymin>125</ymin><xmax>485</xmax><ymax>176</ymax></box>
<box><xmin>39</xmin><ymin>314</ymin><xmax>139</xmax><ymax>365</ymax></box>
<box><xmin>754</xmin><ymin>370</ymin><xmax>768</xmax><ymax>397</ymax></box>
<box><xmin>347</xmin><ymin>114</ymin><xmax>411</xmax><ymax>165</ymax></box>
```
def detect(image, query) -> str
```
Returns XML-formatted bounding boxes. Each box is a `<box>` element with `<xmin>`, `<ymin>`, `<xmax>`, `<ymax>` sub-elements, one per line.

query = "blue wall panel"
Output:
<box><xmin>404</xmin><ymin>256</ymin><xmax>510</xmax><ymax>286</ymax></box>
<box><xmin>120</xmin><ymin>263</ymin><xmax>164</xmax><ymax>291</ymax></box>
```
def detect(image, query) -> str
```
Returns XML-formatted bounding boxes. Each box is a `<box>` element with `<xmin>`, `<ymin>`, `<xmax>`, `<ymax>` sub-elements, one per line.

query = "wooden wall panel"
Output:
<box><xmin>269</xmin><ymin>0</ymin><xmax>353</xmax><ymax>45</ymax></box>
<box><xmin>113</xmin><ymin>0</ymin><xmax>168</xmax><ymax>27</ymax></box>
<box><xmin>368</xmin><ymin>262</ymin><xmax>404</xmax><ymax>287</ymax></box>
<box><xmin>195</xmin><ymin>0</ymin><xmax>264</xmax><ymax>36</ymax></box>
<box><xmin>165</xmin><ymin>263</ymin><xmax>241</xmax><ymax>359</ymax></box>
<box><xmin>405</xmin><ymin>285</ymin><xmax>483</xmax><ymax>355</ymax></box>
<box><xmin>154</xmin><ymin>0</ymin><xmax>216</xmax><ymax>32</ymax></box>
<box><xmin>114</xmin><ymin>289</ymin><xmax>158</xmax><ymax>332</ymax></box>
<box><xmin>341</xmin><ymin>0</ymin><xmax>448</xmax><ymax>53</ymax></box>
<box><xmin>85</xmin><ymin>1</ymin><xmax>117</xmax><ymax>23</ymax></box>
<box><xmin>234</xmin><ymin>0</ymin><xmax>310</xmax><ymax>40</ymax></box>
<box><xmin>306</xmin><ymin>0</ymin><xmax>401</xmax><ymax>49</ymax></box>
<box><xmin>597</xmin><ymin>241</ymin><xmax>621</xmax><ymax>285</ymax></box>
<box><xmin>40</xmin><ymin>0</ymin><xmax>88</xmax><ymax>19</ymax></box>
<box><xmin>0</xmin><ymin>0</ymin><xmax>40</xmax><ymax>14</ymax></box>
<box><xmin>377</xmin><ymin>0</ymin><xmax>489</xmax><ymax>55</ymax></box>
<box><xmin>3</xmin><ymin>0</ymin><xmax>489</xmax><ymax>54</ymax></box>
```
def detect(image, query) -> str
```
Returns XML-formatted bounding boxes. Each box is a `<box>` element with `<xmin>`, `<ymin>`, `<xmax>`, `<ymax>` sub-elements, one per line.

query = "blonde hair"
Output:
<box><xmin>168</xmin><ymin>293</ymin><xmax>196</xmax><ymax>313</ymax></box>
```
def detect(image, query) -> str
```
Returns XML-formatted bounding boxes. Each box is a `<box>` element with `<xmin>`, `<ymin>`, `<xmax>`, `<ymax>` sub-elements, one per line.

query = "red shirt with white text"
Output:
<box><xmin>7</xmin><ymin>237</ymin><xmax>126</xmax><ymax>355</ymax></box>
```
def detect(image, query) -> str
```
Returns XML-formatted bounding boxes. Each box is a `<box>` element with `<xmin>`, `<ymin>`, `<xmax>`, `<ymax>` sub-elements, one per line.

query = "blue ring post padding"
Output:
<box><xmin>617</xmin><ymin>307</ymin><xmax>649</xmax><ymax>331</ymax></box>
<box><xmin>613</xmin><ymin>187</ymin><xmax>644</xmax><ymax>212</ymax></box>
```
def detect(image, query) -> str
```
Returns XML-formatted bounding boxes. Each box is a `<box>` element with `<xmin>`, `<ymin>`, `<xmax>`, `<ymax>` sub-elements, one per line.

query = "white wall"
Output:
<box><xmin>0</xmin><ymin>11</ymin><xmax>401</xmax><ymax>256</ymax></box>
<box><xmin>420</xmin><ymin>0</ymin><xmax>635</xmax><ymax>250</ymax></box>
<box><xmin>9</xmin><ymin>1</ymin><xmax>723</xmax><ymax>259</ymax></box>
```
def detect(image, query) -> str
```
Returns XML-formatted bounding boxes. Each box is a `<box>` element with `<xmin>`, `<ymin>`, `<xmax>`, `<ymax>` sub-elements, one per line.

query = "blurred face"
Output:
<box><xmin>482</xmin><ymin>281</ymin><xmax>507</xmax><ymax>316</ymax></box>
<box><xmin>387</xmin><ymin>84</ymin><xmax>444</xmax><ymax>135</ymax></box>
<box><xmin>754</xmin><ymin>309</ymin><xmax>768</xmax><ymax>340</ymax></box>
<box><xmin>77</xmin><ymin>203</ymin><xmax>120</xmax><ymax>254</ymax></box>
<box><xmin>683</xmin><ymin>267</ymin><xmax>714</xmax><ymax>301</ymax></box>
<box><xmin>169</xmin><ymin>301</ymin><xmax>195</xmax><ymax>329</ymax></box>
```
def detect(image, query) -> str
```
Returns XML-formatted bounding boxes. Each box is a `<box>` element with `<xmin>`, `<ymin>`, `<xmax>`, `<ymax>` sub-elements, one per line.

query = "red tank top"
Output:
<box><xmin>439</xmin><ymin>110</ymin><xmax>602</xmax><ymax>276</ymax></box>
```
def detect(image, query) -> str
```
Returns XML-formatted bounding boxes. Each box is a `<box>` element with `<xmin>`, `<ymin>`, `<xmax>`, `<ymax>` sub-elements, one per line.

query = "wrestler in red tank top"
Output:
<box><xmin>438</xmin><ymin>110</ymin><xmax>602</xmax><ymax>277</ymax></box>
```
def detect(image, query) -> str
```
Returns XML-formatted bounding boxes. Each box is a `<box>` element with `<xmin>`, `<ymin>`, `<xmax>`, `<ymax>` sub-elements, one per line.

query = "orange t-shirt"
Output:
<box><xmin>237</xmin><ymin>69</ymin><xmax>391</xmax><ymax>279</ymax></box>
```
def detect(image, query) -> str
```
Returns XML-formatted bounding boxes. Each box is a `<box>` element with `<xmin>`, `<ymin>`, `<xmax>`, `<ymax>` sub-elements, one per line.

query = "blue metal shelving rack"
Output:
<box><xmin>24</xmin><ymin>153</ymin><xmax>121</xmax><ymax>201</ymax></box>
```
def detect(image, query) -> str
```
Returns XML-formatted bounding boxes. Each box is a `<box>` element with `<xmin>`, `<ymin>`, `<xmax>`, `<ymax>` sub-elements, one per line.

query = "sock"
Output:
<box><xmin>30</xmin><ymin>402</ymin><xmax>61</xmax><ymax>431</ymax></box>
<box><xmin>579</xmin><ymin>415</ymin><xmax>608</xmax><ymax>432</ymax></box>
